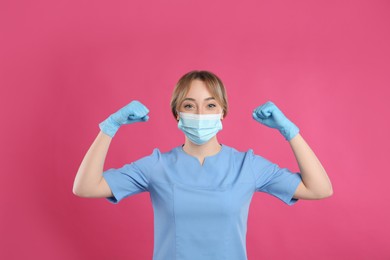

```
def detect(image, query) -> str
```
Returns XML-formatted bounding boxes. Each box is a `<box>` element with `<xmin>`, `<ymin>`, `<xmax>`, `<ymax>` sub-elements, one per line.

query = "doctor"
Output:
<box><xmin>73</xmin><ymin>70</ymin><xmax>333</xmax><ymax>260</ymax></box>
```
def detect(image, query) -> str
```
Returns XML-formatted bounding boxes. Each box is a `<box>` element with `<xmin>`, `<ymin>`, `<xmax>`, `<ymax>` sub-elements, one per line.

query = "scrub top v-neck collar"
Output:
<box><xmin>178</xmin><ymin>144</ymin><xmax>225</xmax><ymax>167</ymax></box>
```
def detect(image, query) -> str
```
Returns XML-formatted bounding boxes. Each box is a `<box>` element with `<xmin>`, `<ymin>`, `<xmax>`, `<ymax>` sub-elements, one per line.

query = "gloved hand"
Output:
<box><xmin>99</xmin><ymin>100</ymin><xmax>149</xmax><ymax>138</ymax></box>
<box><xmin>252</xmin><ymin>101</ymin><xmax>299</xmax><ymax>141</ymax></box>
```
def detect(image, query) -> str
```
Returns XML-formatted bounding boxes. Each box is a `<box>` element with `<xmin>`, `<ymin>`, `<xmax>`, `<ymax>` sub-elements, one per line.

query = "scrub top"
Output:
<box><xmin>103</xmin><ymin>144</ymin><xmax>302</xmax><ymax>260</ymax></box>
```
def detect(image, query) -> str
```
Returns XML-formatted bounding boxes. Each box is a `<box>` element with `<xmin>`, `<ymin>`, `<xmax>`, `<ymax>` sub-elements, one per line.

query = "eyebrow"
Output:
<box><xmin>183</xmin><ymin>97</ymin><xmax>215</xmax><ymax>102</ymax></box>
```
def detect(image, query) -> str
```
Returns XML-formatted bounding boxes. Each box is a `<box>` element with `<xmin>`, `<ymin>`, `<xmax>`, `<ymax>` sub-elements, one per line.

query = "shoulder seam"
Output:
<box><xmin>247</xmin><ymin>150</ymin><xmax>257</xmax><ymax>192</ymax></box>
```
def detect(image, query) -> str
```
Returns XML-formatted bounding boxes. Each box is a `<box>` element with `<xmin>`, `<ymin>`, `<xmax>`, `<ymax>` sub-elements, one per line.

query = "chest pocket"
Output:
<box><xmin>173</xmin><ymin>183</ymin><xmax>231</xmax><ymax>260</ymax></box>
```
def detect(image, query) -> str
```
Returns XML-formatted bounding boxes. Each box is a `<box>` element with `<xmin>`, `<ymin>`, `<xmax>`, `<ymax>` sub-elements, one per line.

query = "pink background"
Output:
<box><xmin>1</xmin><ymin>0</ymin><xmax>389</xmax><ymax>259</ymax></box>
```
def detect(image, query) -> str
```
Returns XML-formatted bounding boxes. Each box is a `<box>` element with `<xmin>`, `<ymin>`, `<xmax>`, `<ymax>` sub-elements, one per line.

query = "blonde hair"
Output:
<box><xmin>170</xmin><ymin>70</ymin><xmax>229</xmax><ymax>120</ymax></box>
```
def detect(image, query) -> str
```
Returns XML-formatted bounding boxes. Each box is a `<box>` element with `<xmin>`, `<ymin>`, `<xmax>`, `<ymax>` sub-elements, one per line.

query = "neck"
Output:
<box><xmin>182</xmin><ymin>136</ymin><xmax>222</xmax><ymax>159</ymax></box>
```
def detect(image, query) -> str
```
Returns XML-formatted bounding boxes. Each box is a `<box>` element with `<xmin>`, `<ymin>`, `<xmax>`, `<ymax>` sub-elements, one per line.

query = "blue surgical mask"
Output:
<box><xmin>178</xmin><ymin>112</ymin><xmax>223</xmax><ymax>145</ymax></box>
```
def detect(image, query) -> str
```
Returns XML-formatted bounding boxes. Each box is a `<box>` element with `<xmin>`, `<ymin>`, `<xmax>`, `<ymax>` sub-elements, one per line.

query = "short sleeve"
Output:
<box><xmin>103</xmin><ymin>148</ymin><xmax>160</xmax><ymax>204</ymax></box>
<box><xmin>249</xmin><ymin>150</ymin><xmax>302</xmax><ymax>206</ymax></box>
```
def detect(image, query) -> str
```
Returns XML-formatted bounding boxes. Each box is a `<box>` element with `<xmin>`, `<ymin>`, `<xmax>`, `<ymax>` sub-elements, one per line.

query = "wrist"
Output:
<box><xmin>99</xmin><ymin>116</ymin><xmax>120</xmax><ymax>138</ymax></box>
<box><xmin>279</xmin><ymin>121</ymin><xmax>299</xmax><ymax>141</ymax></box>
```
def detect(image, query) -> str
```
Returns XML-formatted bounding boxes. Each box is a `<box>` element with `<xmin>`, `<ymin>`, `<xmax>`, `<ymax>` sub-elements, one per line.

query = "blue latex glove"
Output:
<box><xmin>99</xmin><ymin>100</ymin><xmax>149</xmax><ymax>138</ymax></box>
<box><xmin>252</xmin><ymin>101</ymin><xmax>299</xmax><ymax>141</ymax></box>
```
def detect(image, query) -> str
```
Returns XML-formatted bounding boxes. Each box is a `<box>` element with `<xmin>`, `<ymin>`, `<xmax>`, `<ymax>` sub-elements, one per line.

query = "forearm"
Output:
<box><xmin>73</xmin><ymin>131</ymin><xmax>112</xmax><ymax>196</ymax></box>
<box><xmin>289</xmin><ymin>133</ymin><xmax>333</xmax><ymax>197</ymax></box>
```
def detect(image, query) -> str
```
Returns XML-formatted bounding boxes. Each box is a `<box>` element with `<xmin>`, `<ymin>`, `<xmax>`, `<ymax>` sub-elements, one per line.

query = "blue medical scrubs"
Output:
<box><xmin>103</xmin><ymin>144</ymin><xmax>302</xmax><ymax>260</ymax></box>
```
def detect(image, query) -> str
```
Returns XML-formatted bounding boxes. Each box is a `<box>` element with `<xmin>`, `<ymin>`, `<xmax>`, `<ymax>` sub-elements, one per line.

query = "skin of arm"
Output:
<box><xmin>289</xmin><ymin>133</ymin><xmax>333</xmax><ymax>200</ymax></box>
<box><xmin>72</xmin><ymin>131</ymin><xmax>113</xmax><ymax>198</ymax></box>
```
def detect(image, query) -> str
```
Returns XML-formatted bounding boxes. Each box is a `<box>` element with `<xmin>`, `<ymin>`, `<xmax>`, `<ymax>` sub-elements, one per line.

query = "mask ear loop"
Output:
<box><xmin>176</xmin><ymin>110</ymin><xmax>180</xmax><ymax>121</ymax></box>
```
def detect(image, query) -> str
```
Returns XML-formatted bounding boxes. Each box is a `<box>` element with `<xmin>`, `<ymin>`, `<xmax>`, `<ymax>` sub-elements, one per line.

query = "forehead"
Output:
<box><xmin>185</xmin><ymin>80</ymin><xmax>212</xmax><ymax>98</ymax></box>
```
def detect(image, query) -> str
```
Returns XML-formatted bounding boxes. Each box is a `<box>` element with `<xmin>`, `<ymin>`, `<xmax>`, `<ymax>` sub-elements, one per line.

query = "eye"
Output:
<box><xmin>183</xmin><ymin>103</ymin><xmax>194</xmax><ymax>109</ymax></box>
<box><xmin>207</xmin><ymin>103</ymin><xmax>217</xmax><ymax>108</ymax></box>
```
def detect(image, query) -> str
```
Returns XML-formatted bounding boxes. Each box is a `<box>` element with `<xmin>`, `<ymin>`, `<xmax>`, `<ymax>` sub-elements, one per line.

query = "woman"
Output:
<box><xmin>73</xmin><ymin>70</ymin><xmax>333</xmax><ymax>260</ymax></box>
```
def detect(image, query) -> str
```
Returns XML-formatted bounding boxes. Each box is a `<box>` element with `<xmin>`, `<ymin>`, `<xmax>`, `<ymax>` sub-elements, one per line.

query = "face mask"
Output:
<box><xmin>178</xmin><ymin>112</ymin><xmax>223</xmax><ymax>145</ymax></box>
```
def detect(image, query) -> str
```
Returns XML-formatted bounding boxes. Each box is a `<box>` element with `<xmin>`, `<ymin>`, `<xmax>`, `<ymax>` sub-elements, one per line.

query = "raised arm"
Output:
<box><xmin>289</xmin><ymin>133</ymin><xmax>333</xmax><ymax>199</ymax></box>
<box><xmin>252</xmin><ymin>101</ymin><xmax>333</xmax><ymax>200</ymax></box>
<box><xmin>72</xmin><ymin>100</ymin><xmax>149</xmax><ymax>198</ymax></box>
<box><xmin>73</xmin><ymin>131</ymin><xmax>114</xmax><ymax>198</ymax></box>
